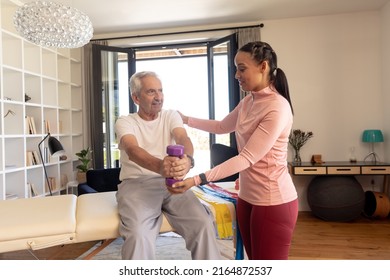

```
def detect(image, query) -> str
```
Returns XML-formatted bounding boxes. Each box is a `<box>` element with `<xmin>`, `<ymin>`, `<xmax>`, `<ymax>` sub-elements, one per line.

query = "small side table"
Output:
<box><xmin>66</xmin><ymin>180</ymin><xmax>79</xmax><ymax>195</ymax></box>
<box><xmin>288</xmin><ymin>161</ymin><xmax>390</xmax><ymax>194</ymax></box>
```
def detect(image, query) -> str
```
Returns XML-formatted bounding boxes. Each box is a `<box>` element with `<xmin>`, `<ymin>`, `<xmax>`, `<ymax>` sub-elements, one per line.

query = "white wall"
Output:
<box><xmin>382</xmin><ymin>2</ymin><xmax>390</xmax><ymax>162</ymax></box>
<box><xmin>106</xmin><ymin>7</ymin><xmax>390</xmax><ymax>211</ymax></box>
<box><xmin>262</xmin><ymin>11</ymin><xmax>387</xmax><ymax>210</ymax></box>
<box><xmin>262</xmin><ymin>12</ymin><xmax>383</xmax><ymax>162</ymax></box>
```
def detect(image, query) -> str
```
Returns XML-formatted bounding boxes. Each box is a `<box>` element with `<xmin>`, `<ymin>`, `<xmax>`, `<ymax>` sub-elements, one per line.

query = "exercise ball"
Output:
<box><xmin>307</xmin><ymin>176</ymin><xmax>365</xmax><ymax>222</ymax></box>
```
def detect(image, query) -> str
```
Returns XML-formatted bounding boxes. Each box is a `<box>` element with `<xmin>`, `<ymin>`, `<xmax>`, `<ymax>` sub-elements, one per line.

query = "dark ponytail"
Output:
<box><xmin>239</xmin><ymin>41</ymin><xmax>294</xmax><ymax>114</ymax></box>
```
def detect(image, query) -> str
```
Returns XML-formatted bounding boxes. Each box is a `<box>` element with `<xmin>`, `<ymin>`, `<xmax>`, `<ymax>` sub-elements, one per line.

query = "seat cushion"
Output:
<box><xmin>75</xmin><ymin>192</ymin><xmax>120</xmax><ymax>243</ymax></box>
<box><xmin>85</xmin><ymin>168</ymin><xmax>121</xmax><ymax>192</ymax></box>
<box><xmin>75</xmin><ymin>191</ymin><xmax>174</xmax><ymax>243</ymax></box>
<box><xmin>0</xmin><ymin>195</ymin><xmax>77</xmax><ymax>253</ymax></box>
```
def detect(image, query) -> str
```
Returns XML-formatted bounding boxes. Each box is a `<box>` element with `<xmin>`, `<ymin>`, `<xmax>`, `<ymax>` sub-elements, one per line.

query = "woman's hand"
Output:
<box><xmin>234</xmin><ymin>178</ymin><xmax>239</xmax><ymax>190</ymax></box>
<box><xmin>178</xmin><ymin>111</ymin><xmax>189</xmax><ymax>124</ymax></box>
<box><xmin>166</xmin><ymin>177</ymin><xmax>196</xmax><ymax>194</ymax></box>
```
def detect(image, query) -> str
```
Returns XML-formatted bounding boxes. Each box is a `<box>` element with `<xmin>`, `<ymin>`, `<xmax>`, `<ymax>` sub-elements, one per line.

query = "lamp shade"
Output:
<box><xmin>48</xmin><ymin>136</ymin><xmax>65</xmax><ymax>157</ymax></box>
<box><xmin>362</xmin><ymin>130</ymin><xmax>384</xmax><ymax>143</ymax></box>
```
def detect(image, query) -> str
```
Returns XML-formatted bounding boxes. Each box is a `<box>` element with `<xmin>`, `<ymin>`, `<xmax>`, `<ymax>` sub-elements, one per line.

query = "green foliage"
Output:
<box><xmin>76</xmin><ymin>147</ymin><xmax>92</xmax><ymax>173</ymax></box>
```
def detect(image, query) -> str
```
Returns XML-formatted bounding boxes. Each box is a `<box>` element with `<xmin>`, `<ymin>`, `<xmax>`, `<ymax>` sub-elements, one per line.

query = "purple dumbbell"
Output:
<box><xmin>165</xmin><ymin>144</ymin><xmax>184</xmax><ymax>187</ymax></box>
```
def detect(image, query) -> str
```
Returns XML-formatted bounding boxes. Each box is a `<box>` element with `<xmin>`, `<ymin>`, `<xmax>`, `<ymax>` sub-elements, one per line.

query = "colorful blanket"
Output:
<box><xmin>192</xmin><ymin>187</ymin><xmax>234</xmax><ymax>239</ymax></box>
<box><xmin>195</xmin><ymin>183</ymin><xmax>244</xmax><ymax>260</ymax></box>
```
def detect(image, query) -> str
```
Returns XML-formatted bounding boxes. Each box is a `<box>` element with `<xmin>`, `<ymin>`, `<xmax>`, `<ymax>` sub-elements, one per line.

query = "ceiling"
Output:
<box><xmin>15</xmin><ymin>0</ymin><xmax>390</xmax><ymax>39</ymax></box>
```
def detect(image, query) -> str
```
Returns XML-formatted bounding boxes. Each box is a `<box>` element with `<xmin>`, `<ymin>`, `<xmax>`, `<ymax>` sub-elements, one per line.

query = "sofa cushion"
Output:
<box><xmin>0</xmin><ymin>195</ymin><xmax>77</xmax><ymax>252</ymax></box>
<box><xmin>84</xmin><ymin>168</ymin><xmax>121</xmax><ymax>193</ymax></box>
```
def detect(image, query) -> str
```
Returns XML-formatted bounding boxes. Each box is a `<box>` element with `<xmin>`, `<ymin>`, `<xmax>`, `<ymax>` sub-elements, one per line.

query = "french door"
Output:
<box><xmin>207</xmin><ymin>35</ymin><xmax>239</xmax><ymax>148</ymax></box>
<box><xmin>92</xmin><ymin>34</ymin><xmax>238</xmax><ymax>170</ymax></box>
<box><xmin>91</xmin><ymin>45</ymin><xmax>135</xmax><ymax>169</ymax></box>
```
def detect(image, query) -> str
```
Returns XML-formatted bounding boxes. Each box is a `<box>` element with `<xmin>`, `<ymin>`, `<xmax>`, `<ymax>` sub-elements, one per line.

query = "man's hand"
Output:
<box><xmin>160</xmin><ymin>156</ymin><xmax>179</xmax><ymax>178</ymax></box>
<box><xmin>169</xmin><ymin>154</ymin><xmax>192</xmax><ymax>180</ymax></box>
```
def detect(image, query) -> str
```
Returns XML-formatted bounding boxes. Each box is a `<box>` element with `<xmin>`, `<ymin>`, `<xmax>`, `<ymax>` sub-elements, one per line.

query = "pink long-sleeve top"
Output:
<box><xmin>190</xmin><ymin>86</ymin><xmax>297</xmax><ymax>206</ymax></box>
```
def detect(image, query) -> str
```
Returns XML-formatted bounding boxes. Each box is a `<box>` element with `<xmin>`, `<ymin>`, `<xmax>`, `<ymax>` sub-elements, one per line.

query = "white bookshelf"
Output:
<box><xmin>0</xmin><ymin>0</ymin><xmax>84</xmax><ymax>199</ymax></box>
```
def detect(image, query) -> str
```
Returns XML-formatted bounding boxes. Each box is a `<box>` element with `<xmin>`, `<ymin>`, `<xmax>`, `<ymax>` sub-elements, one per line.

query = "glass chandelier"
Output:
<box><xmin>13</xmin><ymin>1</ymin><xmax>93</xmax><ymax>48</ymax></box>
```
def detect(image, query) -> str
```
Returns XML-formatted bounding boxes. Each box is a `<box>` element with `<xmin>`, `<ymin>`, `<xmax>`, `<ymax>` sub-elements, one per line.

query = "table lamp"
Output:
<box><xmin>362</xmin><ymin>129</ymin><xmax>384</xmax><ymax>163</ymax></box>
<box><xmin>38</xmin><ymin>133</ymin><xmax>66</xmax><ymax>195</ymax></box>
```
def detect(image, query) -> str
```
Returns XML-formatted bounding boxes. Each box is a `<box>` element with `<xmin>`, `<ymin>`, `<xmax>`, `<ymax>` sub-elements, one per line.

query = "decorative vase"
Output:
<box><xmin>293</xmin><ymin>149</ymin><xmax>301</xmax><ymax>163</ymax></box>
<box><xmin>77</xmin><ymin>171</ymin><xmax>87</xmax><ymax>183</ymax></box>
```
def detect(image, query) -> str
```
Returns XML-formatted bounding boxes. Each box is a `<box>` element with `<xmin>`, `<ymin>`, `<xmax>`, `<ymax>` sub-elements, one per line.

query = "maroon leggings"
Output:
<box><xmin>236</xmin><ymin>198</ymin><xmax>298</xmax><ymax>260</ymax></box>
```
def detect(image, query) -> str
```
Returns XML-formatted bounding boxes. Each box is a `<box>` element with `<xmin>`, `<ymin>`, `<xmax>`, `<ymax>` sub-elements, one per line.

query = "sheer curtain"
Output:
<box><xmin>83</xmin><ymin>40</ymin><xmax>107</xmax><ymax>168</ymax></box>
<box><xmin>236</xmin><ymin>26</ymin><xmax>262</xmax><ymax>99</ymax></box>
<box><xmin>237</xmin><ymin>26</ymin><xmax>261</xmax><ymax>48</ymax></box>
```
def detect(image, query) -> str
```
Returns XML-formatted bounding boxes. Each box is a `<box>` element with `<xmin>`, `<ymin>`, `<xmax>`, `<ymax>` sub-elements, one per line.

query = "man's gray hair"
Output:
<box><xmin>129</xmin><ymin>71</ymin><xmax>160</xmax><ymax>96</ymax></box>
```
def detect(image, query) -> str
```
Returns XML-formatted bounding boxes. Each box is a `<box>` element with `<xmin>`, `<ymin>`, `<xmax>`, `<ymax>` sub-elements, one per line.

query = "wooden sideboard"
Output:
<box><xmin>288</xmin><ymin>161</ymin><xmax>390</xmax><ymax>194</ymax></box>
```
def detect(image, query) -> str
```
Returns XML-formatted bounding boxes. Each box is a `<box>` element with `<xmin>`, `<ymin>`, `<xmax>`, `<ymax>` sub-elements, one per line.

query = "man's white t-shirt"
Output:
<box><xmin>115</xmin><ymin>109</ymin><xmax>183</xmax><ymax>180</ymax></box>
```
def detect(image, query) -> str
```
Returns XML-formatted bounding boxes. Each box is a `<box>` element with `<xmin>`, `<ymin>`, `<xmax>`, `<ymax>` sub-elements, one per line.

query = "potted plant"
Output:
<box><xmin>288</xmin><ymin>129</ymin><xmax>313</xmax><ymax>163</ymax></box>
<box><xmin>76</xmin><ymin>147</ymin><xmax>92</xmax><ymax>183</ymax></box>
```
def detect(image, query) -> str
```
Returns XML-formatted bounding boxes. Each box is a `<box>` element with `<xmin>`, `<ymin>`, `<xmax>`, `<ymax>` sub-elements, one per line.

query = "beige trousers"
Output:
<box><xmin>116</xmin><ymin>176</ymin><xmax>222</xmax><ymax>260</ymax></box>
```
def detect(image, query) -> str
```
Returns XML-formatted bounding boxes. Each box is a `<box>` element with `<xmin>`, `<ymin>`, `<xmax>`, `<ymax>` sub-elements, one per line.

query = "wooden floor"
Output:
<box><xmin>0</xmin><ymin>241</ymin><xmax>99</xmax><ymax>260</ymax></box>
<box><xmin>289</xmin><ymin>212</ymin><xmax>390</xmax><ymax>260</ymax></box>
<box><xmin>1</xmin><ymin>211</ymin><xmax>389</xmax><ymax>260</ymax></box>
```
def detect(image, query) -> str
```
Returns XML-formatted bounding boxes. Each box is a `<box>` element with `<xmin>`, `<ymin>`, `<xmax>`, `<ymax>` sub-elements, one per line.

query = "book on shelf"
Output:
<box><xmin>26</xmin><ymin>151</ymin><xmax>34</xmax><ymax>166</ymax></box>
<box><xmin>28</xmin><ymin>183</ymin><xmax>33</xmax><ymax>197</ymax></box>
<box><xmin>25</xmin><ymin>116</ymin><xmax>37</xmax><ymax>134</ymax></box>
<box><xmin>25</xmin><ymin>116</ymin><xmax>30</xmax><ymax>134</ymax></box>
<box><xmin>28</xmin><ymin>182</ymin><xmax>39</xmax><ymax>197</ymax></box>
<box><xmin>44</xmin><ymin>119</ymin><xmax>51</xmax><ymax>134</ymax></box>
<box><xmin>46</xmin><ymin>177</ymin><xmax>57</xmax><ymax>192</ymax></box>
<box><xmin>26</xmin><ymin>150</ymin><xmax>41</xmax><ymax>166</ymax></box>
<box><xmin>32</xmin><ymin>150</ymin><xmax>40</xmax><ymax>164</ymax></box>
<box><xmin>44</xmin><ymin>147</ymin><xmax>50</xmax><ymax>163</ymax></box>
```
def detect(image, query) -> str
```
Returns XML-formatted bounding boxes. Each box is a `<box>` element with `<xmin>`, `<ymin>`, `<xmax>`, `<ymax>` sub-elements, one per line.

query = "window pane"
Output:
<box><xmin>101</xmin><ymin>51</ymin><xmax>129</xmax><ymax>168</ymax></box>
<box><xmin>136</xmin><ymin>57</ymin><xmax>210</xmax><ymax>176</ymax></box>
<box><xmin>213</xmin><ymin>53</ymin><xmax>230</xmax><ymax>146</ymax></box>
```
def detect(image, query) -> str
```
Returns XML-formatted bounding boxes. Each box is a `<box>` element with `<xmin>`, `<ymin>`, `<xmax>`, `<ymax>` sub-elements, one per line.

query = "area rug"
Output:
<box><xmin>79</xmin><ymin>232</ymin><xmax>236</xmax><ymax>260</ymax></box>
